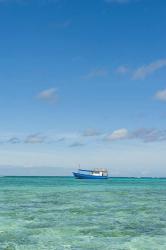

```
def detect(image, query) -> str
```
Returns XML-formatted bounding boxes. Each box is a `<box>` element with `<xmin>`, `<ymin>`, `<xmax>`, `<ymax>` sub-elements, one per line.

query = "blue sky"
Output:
<box><xmin>0</xmin><ymin>0</ymin><xmax>166</xmax><ymax>176</ymax></box>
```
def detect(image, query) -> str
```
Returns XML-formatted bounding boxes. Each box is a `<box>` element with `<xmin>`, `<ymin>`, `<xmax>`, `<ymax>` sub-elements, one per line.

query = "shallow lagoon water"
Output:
<box><xmin>0</xmin><ymin>177</ymin><xmax>166</xmax><ymax>250</ymax></box>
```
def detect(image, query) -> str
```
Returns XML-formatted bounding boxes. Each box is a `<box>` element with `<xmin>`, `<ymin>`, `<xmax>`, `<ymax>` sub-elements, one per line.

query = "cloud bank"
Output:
<box><xmin>2</xmin><ymin>127</ymin><xmax>166</xmax><ymax>147</ymax></box>
<box><xmin>105</xmin><ymin>128</ymin><xmax>166</xmax><ymax>143</ymax></box>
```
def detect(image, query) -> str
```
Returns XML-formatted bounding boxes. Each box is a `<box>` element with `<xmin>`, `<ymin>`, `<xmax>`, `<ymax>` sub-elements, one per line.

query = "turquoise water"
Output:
<box><xmin>0</xmin><ymin>177</ymin><xmax>166</xmax><ymax>250</ymax></box>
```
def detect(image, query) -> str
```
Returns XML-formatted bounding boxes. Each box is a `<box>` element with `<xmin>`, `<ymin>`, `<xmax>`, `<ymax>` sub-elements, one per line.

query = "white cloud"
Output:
<box><xmin>25</xmin><ymin>133</ymin><xmax>46</xmax><ymax>144</ymax></box>
<box><xmin>132</xmin><ymin>59</ymin><xmax>166</xmax><ymax>80</ymax></box>
<box><xmin>131</xmin><ymin>128</ymin><xmax>166</xmax><ymax>143</ymax></box>
<box><xmin>155</xmin><ymin>88</ymin><xmax>166</xmax><ymax>102</ymax></box>
<box><xmin>1</xmin><ymin>131</ymin><xmax>81</xmax><ymax>145</ymax></box>
<box><xmin>69</xmin><ymin>142</ymin><xmax>84</xmax><ymax>147</ymax></box>
<box><xmin>37</xmin><ymin>88</ymin><xmax>58</xmax><ymax>103</ymax></box>
<box><xmin>105</xmin><ymin>127</ymin><xmax>166</xmax><ymax>143</ymax></box>
<box><xmin>8</xmin><ymin>137</ymin><xmax>21</xmax><ymax>144</ymax></box>
<box><xmin>105</xmin><ymin>128</ymin><xmax>166</xmax><ymax>143</ymax></box>
<box><xmin>83</xmin><ymin>128</ymin><xmax>101</xmax><ymax>137</ymax></box>
<box><xmin>84</xmin><ymin>68</ymin><xmax>108</xmax><ymax>79</ymax></box>
<box><xmin>116</xmin><ymin>65</ymin><xmax>129</xmax><ymax>75</ymax></box>
<box><xmin>106</xmin><ymin>128</ymin><xmax>129</xmax><ymax>141</ymax></box>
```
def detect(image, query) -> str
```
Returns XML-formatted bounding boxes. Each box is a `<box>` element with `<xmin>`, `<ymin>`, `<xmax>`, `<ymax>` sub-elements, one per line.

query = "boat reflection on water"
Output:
<box><xmin>73</xmin><ymin>168</ymin><xmax>109</xmax><ymax>179</ymax></box>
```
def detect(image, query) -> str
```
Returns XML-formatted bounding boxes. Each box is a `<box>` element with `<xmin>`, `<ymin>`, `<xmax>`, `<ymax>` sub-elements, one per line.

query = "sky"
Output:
<box><xmin>0</xmin><ymin>0</ymin><xmax>166</xmax><ymax>176</ymax></box>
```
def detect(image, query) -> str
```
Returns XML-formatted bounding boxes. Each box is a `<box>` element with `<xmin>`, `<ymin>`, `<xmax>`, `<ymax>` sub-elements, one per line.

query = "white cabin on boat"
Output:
<box><xmin>91</xmin><ymin>168</ymin><xmax>108</xmax><ymax>177</ymax></box>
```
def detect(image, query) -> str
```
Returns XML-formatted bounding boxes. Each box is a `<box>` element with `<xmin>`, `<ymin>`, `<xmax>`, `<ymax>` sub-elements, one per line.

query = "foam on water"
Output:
<box><xmin>0</xmin><ymin>177</ymin><xmax>166</xmax><ymax>250</ymax></box>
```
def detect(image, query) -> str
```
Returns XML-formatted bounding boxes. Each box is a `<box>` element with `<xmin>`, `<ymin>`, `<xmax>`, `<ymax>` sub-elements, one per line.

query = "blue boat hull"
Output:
<box><xmin>73</xmin><ymin>172</ymin><xmax>108</xmax><ymax>179</ymax></box>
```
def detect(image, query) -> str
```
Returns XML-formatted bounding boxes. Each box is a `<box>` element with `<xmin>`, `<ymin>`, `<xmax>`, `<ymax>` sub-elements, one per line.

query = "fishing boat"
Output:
<box><xmin>73</xmin><ymin>168</ymin><xmax>109</xmax><ymax>179</ymax></box>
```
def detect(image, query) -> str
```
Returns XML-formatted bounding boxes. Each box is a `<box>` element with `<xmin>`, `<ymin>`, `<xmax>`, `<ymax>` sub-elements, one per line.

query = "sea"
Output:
<box><xmin>0</xmin><ymin>177</ymin><xmax>166</xmax><ymax>250</ymax></box>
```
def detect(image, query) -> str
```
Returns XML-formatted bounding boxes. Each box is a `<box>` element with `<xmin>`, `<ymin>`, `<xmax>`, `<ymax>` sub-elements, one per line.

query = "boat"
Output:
<box><xmin>73</xmin><ymin>168</ymin><xmax>109</xmax><ymax>179</ymax></box>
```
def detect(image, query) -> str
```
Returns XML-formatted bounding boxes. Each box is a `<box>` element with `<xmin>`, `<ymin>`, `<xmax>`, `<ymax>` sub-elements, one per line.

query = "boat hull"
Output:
<box><xmin>73</xmin><ymin>172</ymin><xmax>108</xmax><ymax>179</ymax></box>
